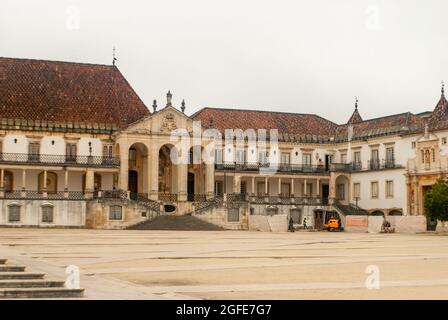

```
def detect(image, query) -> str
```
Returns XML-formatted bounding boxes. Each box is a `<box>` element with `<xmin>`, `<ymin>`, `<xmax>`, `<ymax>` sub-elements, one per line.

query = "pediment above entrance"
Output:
<box><xmin>123</xmin><ymin>106</ymin><xmax>193</xmax><ymax>135</ymax></box>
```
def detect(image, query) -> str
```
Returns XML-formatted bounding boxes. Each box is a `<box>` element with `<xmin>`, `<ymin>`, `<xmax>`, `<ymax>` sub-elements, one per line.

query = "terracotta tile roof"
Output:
<box><xmin>0</xmin><ymin>57</ymin><xmax>150</xmax><ymax>129</ymax></box>
<box><xmin>191</xmin><ymin>107</ymin><xmax>339</xmax><ymax>137</ymax></box>
<box><xmin>427</xmin><ymin>94</ymin><xmax>448</xmax><ymax>131</ymax></box>
<box><xmin>336</xmin><ymin>112</ymin><xmax>426</xmax><ymax>141</ymax></box>
<box><xmin>347</xmin><ymin>107</ymin><xmax>363</xmax><ymax>124</ymax></box>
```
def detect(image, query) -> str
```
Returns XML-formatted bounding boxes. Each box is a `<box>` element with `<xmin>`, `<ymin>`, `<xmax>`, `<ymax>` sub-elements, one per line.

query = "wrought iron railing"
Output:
<box><xmin>248</xmin><ymin>195</ymin><xmax>323</xmax><ymax>205</ymax></box>
<box><xmin>1</xmin><ymin>190</ymin><xmax>87</xmax><ymax>200</ymax></box>
<box><xmin>158</xmin><ymin>193</ymin><xmax>178</xmax><ymax>202</ymax></box>
<box><xmin>215</xmin><ymin>162</ymin><xmax>329</xmax><ymax>173</ymax></box>
<box><xmin>193</xmin><ymin>195</ymin><xmax>224</xmax><ymax>214</ymax></box>
<box><xmin>0</xmin><ymin>153</ymin><xmax>120</xmax><ymax>167</ymax></box>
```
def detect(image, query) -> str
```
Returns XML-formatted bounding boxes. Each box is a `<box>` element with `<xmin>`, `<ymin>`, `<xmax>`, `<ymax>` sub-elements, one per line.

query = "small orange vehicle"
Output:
<box><xmin>323</xmin><ymin>217</ymin><xmax>343</xmax><ymax>232</ymax></box>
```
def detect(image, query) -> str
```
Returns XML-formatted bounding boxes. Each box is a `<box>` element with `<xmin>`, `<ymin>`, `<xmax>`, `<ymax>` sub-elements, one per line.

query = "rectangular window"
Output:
<box><xmin>28</xmin><ymin>142</ymin><xmax>40</xmax><ymax>161</ymax></box>
<box><xmin>353</xmin><ymin>183</ymin><xmax>361</xmax><ymax>200</ymax></box>
<box><xmin>443</xmin><ymin>137</ymin><xmax>447</xmax><ymax>145</ymax></box>
<box><xmin>129</xmin><ymin>148</ymin><xmax>137</xmax><ymax>167</ymax></box>
<box><xmin>340</xmin><ymin>153</ymin><xmax>347</xmax><ymax>164</ymax></box>
<box><xmin>258</xmin><ymin>150</ymin><xmax>268</xmax><ymax>165</ymax></box>
<box><xmin>386</xmin><ymin>147</ymin><xmax>394</xmax><ymax>162</ymax></box>
<box><xmin>236</xmin><ymin>149</ymin><xmax>245</xmax><ymax>164</ymax></box>
<box><xmin>303</xmin><ymin>153</ymin><xmax>312</xmax><ymax>167</ymax></box>
<box><xmin>41</xmin><ymin>206</ymin><xmax>54</xmax><ymax>223</ymax></box>
<box><xmin>66</xmin><ymin>143</ymin><xmax>77</xmax><ymax>162</ymax></box>
<box><xmin>214</xmin><ymin>149</ymin><xmax>223</xmax><ymax>164</ymax></box>
<box><xmin>289</xmin><ymin>209</ymin><xmax>302</xmax><ymax>224</ymax></box>
<box><xmin>421</xmin><ymin>150</ymin><xmax>425</xmax><ymax>164</ymax></box>
<box><xmin>102</xmin><ymin>144</ymin><xmax>113</xmax><ymax>158</ymax></box>
<box><xmin>8</xmin><ymin>205</ymin><xmax>20</xmax><ymax>222</ymax></box>
<box><xmin>227</xmin><ymin>208</ymin><xmax>240</xmax><ymax>222</ymax></box>
<box><xmin>370</xmin><ymin>149</ymin><xmax>379</xmax><ymax>169</ymax></box>
<box><xmin>353</xmin><ymin>151</ymin><xmax>361</xmax><ymax>169</ymax></box>
<box><xmin>371</xmin><ymin>181</ymin><xmax>379</xmax><ymax>199</ymax></box>
<box><xmin>280</xmin><ymin>152</ymin><xmax>290</xmax><ymax>164</ymax></box>
<box><xmin>109</xmin><ymin>205</ymin><xmax>123</xmax><ymax>220</ymax></box>
<box><xmin>337</xmin><ymin>184</ymin><xmax>345</xmax><ymax>200</ymax></box>
<box><xmin>386</xmin><ymin>180</ymin><xmax>394</xmax><ymax>198</ymax></box>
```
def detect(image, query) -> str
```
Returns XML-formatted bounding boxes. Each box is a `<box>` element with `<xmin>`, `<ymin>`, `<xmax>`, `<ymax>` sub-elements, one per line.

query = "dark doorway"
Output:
<box><xmin>314</xmin><ymin>211</ymin><xmax>324</xmax><ymax>230</ymax></box>
<box><xmin>187</xmin><ymin>172</ymin><xmax>195</xmax><ymax>201</ymax></box>
<box><xmin>322</xmin><ymin>184</ymin><xmax>329</xmax><ymax>205</ymax></box>
<box><xmin>128</xmin><ymin>170</ymin><xmax>138</xmax><ymax>196</ymax></box>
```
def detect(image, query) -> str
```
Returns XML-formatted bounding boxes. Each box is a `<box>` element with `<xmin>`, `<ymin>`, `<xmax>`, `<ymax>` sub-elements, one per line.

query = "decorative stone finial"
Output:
<box><xmin>181</xmin><ymin>99</ymin><xmax>186</xmax><ymax>113</ymax></box>
<box><xmin>442</xmin><ymin>81</ymin><xmax>445</xmax><ymax>96</ymax></box>
<box><xmin>166</xmin><ymin>90</ymin><xmax>172</xmax><ymax>107</ymax></box>
<box><xmin>355</xmin><ymin>97</ymin><xmax>359</xmax><ymax>109</ymax></box>
<box><xmin>152</xmin><ymin>99</ymin><xmax>157</xmax><ymax>113</ymax></box>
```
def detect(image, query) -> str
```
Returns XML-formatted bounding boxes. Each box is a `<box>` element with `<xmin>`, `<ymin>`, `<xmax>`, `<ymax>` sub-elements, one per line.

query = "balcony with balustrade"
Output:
<box><xmin>0</xmin><ymin>153</ymin><xmax>120</xmax><ymax>168</ymax></box>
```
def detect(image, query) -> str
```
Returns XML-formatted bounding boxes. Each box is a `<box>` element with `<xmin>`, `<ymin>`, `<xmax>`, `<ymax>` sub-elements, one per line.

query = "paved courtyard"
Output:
<box><xmin>1</xmin><ymin>228</ymin><xmax>448</xmax><ymax>299</ymax></box>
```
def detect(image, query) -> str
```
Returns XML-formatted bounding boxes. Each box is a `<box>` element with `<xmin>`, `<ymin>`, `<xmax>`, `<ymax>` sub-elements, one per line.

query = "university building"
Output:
<box><xmin>0</xmin><ymin>57</ymin><xmax>447</xmax><ymax>230</ymax></box>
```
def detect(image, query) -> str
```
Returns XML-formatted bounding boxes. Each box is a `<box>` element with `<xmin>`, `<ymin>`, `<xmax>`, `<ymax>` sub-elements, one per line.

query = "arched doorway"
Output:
<box><xmin>188</xmin><ymin>145</ymin><xmax>206</xmax><ymax>198</ymax></box>
<box><xmin>128</xmin><ymin>170</ymin><xmax>138</xmax><ymax>194</ymax></box>
<box><xmin>38</xmin><ymin>171</ymin><xmax>58</xmax><ymax>194</ymax></box>
<box><xmin>159</xmin><ymin>144</ymin><xmax>178</xmax><ymax>196</ymax></box>
<box><xmin>128</xmin><ymin>143</ymin><xmax>149</xmax><ymax>195</ymax></box>
<box><xmin>187</xmin><ymin>172</ymin><xmax>195</xmax><ymax>201</ymax></box>
<box><xmin>371</xmin><ymin>210</ymin><xmax>385</xmax><ymax>216</ymax></box>
<box><xmin>335</xmin><ymin>175</ymin><xmax>350</xmax><ymax>205</ymax></box>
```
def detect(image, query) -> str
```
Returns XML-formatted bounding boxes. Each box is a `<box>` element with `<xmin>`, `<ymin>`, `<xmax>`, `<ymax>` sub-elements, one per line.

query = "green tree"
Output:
<box><xmin>424</xmin><ymin>178</ymin><xmax>448</xmax><ymax>222</ymax></box>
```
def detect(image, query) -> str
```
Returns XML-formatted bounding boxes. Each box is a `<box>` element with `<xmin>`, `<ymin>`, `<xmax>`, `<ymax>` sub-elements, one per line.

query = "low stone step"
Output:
<box><xmin>0</xmin><ymin>265</ymin><xmax>26</xmax><ymax>272</ymax></box>
<box><xmin>0</xmin><ymin>287</ymin><xmax>84</xmax><ymax>299</ymax></box>
<box><xmin>0</xmin><ymin>280</ymin><xmax>65</xmax><ymax>288</ymax></box>
<box><xmin>0</xmin><ymin>273</ymin><xmax>45</xmax><ymax>280</ymax></box>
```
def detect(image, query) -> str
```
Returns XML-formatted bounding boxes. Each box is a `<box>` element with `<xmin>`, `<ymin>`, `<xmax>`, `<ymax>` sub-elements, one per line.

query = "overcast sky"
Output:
<box><xmin>1</xmin><ymin>0</ymin><xmax>447</xmax><ymax>124</ymax></box>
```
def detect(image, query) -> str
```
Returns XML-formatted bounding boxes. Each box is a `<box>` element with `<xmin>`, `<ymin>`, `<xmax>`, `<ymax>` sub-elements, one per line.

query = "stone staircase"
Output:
<box><xmin>127</xmin><ymin>214</ymin><xmax>225</xmax><ymax>230</ymax></box>
<box><xmin>0</xmin><ymin>259</ymin><xmax>84</xmax><ymax>299</ymax></box>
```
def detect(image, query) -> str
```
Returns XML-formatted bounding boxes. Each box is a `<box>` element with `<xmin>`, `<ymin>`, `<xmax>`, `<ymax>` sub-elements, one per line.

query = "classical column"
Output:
<box><xmin>233</xmin><ymin>174</ymin><xmax>241</xmax><ymax>193</ymax></box>
<box><xmin>119</xmin><ymin>143</ymin><xmax>129</xmax><ymax>191</ymax></box>
<box><xmin>278</xmin><ymin>177</ymin><xmax>282</xmax><ymax>196</ymax></box>
<box><xmin>291</xmin><ymin>178</ymin><xmax>295</xmax><ymax>196</ymax></box>
<box><xmin>177</xmin><ymin>162</ymin><xmax>188</xmax><ymax>201</ymax></box>
<box><xmin>251</xmin><ymin>176</ymin><xmax>255</xmax><ymax>195</ymax></box>
<box><xmin>205</xmin><ymin>162</ymin><xmax>215</xmax><ymax>199</ymax></box>
<box><xmin>43</xmin><ymin>170</ymin><xmax>48</xmax><ymax>197</ymax></box>
<box><xmin>85</xmin><ymin>169</ymin><xmax>94</xmax><ymax>199</ymax></box>
<box><xmin>413</xmin><ymin>176</ymin><xmax>419</xmax><ymax>215</ymax></box>
<box><xmin>149</xmin><ymin>144</ymin><xmax>159</xmax><ymax>200</ymax></box>
<box><xmin>21</xmin><ymin>169</ymin><xmax>26</xmax><ymax>197</ymax></box>
<box><xmin>64</xmin><ymin>169</ymin><xmax>69</xmax><ymax>198</ymax></box>
<box><xmin>264</xmin><ymin>177</ymin><xmax>268</xmax><ymax>195</ymax></box>
<box><xmin>0</xmin><ymin>169</ymin><xmax>3</xmax><ymax>187</ymax></box>
<box><xmin>316</xmin><ymin>178</ymin><xmax>320</xmax><ymax>197</ymax></box>
<box><xmin>329</xmin><ymin>172</ymin><xmax>336</xmax><ymax>205</ymax></box>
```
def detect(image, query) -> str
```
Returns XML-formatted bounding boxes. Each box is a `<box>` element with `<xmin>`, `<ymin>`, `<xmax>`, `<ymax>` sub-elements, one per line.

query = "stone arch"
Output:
<box><xmin>388</xmin><ymin>209</ymin><xmax>403</xmax><ymax>216</ymax></box>
<box><xmin>128</xmin><ymin>142</ymin><xmax>149</xmax><ymax>194</ymax></box>
<box><xmin>38</xmin><ymin>171</ymin><xmax>58</xmax><ymax>194</ymax></box>
<box><xmin>158</xmin><ymin>144</ymin><xmax>178</xmax><ymax>195</ymax></box>
<box><xmin>370</xmin><ymin>210</ymin><xmax>385</xmax><ymax>216</ymax></box>
<box><xmin>335</xmin><ymin>174</ymin><xmax>350</xmax><ymax>205</ymax></box>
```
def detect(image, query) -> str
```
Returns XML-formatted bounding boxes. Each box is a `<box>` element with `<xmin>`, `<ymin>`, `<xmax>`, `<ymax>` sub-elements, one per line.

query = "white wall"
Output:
<box><xmin>351</xmin><ymin>168</ymin><xmax>407</xmax><ymax>214</ymax></box>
